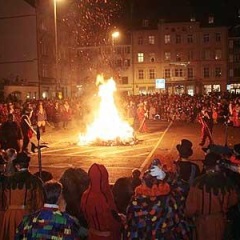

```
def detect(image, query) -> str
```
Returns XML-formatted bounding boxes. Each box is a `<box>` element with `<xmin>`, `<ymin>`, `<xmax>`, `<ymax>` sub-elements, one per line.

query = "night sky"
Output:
<box><xmin>121</xmin><ymin>0</ymin><xmax>240</xmax><ymax>27</ymax></box>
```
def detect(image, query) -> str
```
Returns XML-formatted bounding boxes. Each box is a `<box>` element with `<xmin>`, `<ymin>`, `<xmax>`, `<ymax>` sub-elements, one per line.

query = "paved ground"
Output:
<box><xmin>29</xmin><ymin>119</ymin><xmax>240</xmax><ymax>183</ymax></box>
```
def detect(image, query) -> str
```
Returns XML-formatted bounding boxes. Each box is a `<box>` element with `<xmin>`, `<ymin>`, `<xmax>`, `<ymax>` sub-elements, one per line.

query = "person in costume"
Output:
<box><xmin>0</xmin><ymin>113</ymin><xmax>23</xmax><ymax>152</ymax></box>
<box><xmin>175</xmin><ymin>139</ymin><xmax>200</xmax><ymax>185</ymax></box>
<box><xmin>124</xmin><ymin>158</ymin><xmax>191</xmax><ymax>240</ymax></box>
<box><xmin>60</xmin><ymin>167</ymin><xmax>90</xmax><ymax>238</ymax></box>
<box><xmin>0</xmin><ymin>152</ymin><xmax>44</xmax><ymax>240</ymax></box>
<box><xmin>185</xmin><ymin>152</ymin><xmax>238</xmax><ymax>240</ymax></box>
<box><xmin>20</xmin><ymin>107</ymin><xmax>34</xmax><ymax>153</ymax></box>
<box><xmin>15</xmin><ymin>180</ymin><xmax>81</xmax><ymax>240</ymax></box>
<box><xmin>80</xmin><ymin>163</ymin><xmax>122</xmax><ymax>240</ymax></box>
<box><xmin>0</xmin><ymin>155</ymin><xmax>7</xmax><ymax>233</ymax></box>
<box><xmin>198</xmin><ymin>106</ymin><xmax>214</xmax><ymax>146</ymax></box>
<box><xmin>36</xmin><ymin>101</ymin><xmax>47</xmax><ymax>134</ymax></box>
<box><xmin>136</xmin><ymin>103</ymin><xmax>148</xmax><ymax>133</ymax></box>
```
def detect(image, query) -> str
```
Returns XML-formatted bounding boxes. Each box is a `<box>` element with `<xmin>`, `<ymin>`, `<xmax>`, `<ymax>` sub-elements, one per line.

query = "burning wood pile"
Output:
<box><xmin>78</xmin><ymin>75</ymin><xmax>136</xmax><ymax>146</ymax></box>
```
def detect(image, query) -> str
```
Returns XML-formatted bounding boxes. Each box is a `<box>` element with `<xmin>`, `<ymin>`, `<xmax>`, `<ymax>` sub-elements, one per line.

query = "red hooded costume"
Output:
<box><xmin>80</xmin><ymin>163</ymin><xmax>121</xmax><ymax>240</ymax></box>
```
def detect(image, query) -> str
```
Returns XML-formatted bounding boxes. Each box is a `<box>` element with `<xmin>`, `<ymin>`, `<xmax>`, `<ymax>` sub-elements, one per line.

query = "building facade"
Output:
<box><xmin>228</xmin><ymin>25</ymin><xmax>240</xmax><ymax>94</ymax></box>
<box><xmin>132</xmin><ymin>19</ymin><xmax>228</xmax><ymax>95</ymax></box>
<box><xmin>0</xmin><ymin>0</ymin><xmax>237</xmax><ymax>100</ymax></box>
<box><xmin>0</xmin><ymin>0</ymin><xmax>38</xmax><ymax>100</ymax></box>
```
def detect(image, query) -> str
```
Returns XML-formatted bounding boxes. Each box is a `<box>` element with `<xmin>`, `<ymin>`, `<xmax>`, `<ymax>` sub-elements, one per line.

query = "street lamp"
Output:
<box><xmin>111</xmin><ymin>30</ymin><xmax>120</xmax><ymax>79</ymax></box>
<box><xmin>53</xmin><ymin>0</ymin><xmax>60</xmax><ymax>98</ymax></box>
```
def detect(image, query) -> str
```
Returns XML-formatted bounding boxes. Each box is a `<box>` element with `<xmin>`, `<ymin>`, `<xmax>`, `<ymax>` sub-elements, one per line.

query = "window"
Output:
<box><xmin>187</xmin><ymin>34</ymin><xmax>193</xmax><ymax>43</ymax></box>
<box><xmin>203</xmin><ymin>67</ymin><xmax>210</xmax><ymax>78</ymax></box>
<box><xmin>164</xmin><ymin>69</ymin><xmax>171</xmax><ymax>78</ymax></box>
<box><xmin>234</xmin><ymin>67</ymin><xmax>240</xmax><ymax>77</ymax></box>
<box><xmin>213</xmin><ymin>85</ymin><xmax>220</xmax><ymax>92</ymax></box>
<box><xmin>137</xmin><ymin>53</ymin><xmax>144</xmax><ymax>62</ymax></box>
<box><xmin>215</xmin><ymin>33</ymin><xmax>221</xmax><ymax>42</ymax></box>
<box><xmin>164</xmin><ymin>34</ymin><xmax>171</xmax><ymax>44</ymax></box>
<box><xmin>123</xmin><ymin>59</ymin><xmax>130</xmax><ymax>67</ymax></box>
<box><xmin>142</xmin><ymin>19</ymin><xmax>149</xmax><ymax>27</ymax></box>
<box><xmin>164</xmin><ymin>52</ymin><xmax>171</xmax><ymax>61</ymax></box>
<box><xmin>235</xmin><ymin>54</ymin><xmax>240</xmax><ymax>62</ymax></box>
<box><xmin>208</xmin><ymin>16</ymin><xmax>214</xmax><ymax>24</ymax></box>
<box><xmin>176</xmin><ymin>53</ymin><xmax>181</xmax><ymax>61</ymax></box>
<box><xmin>138</xmin><ymin>69</ymin><xmax>144</xmax><ymax>79</ymax></box>
<box><xmin>187</xmin><ymin>68</ymin><xmax>194</xmax><ymax>79</ymax></box>
<box><xmin>203</xmin><ymin>49</ymin><xmax>211</xmax><ymax>60</ymax></box>
<box><xmin>229</xmin><ymin>69</ymin><xmax>234</xmax><ymax>77</ymax></box>
<box><xmin>149</xmin><ymin>35</ymin><xmax>155</xmax><ymax>45</ymax></box>
<box><xmin>176</xmin><ymin>34</ymin><xmax>181</xmax><ymax>43</ymax></box>
<box><xmin>203</xmin><ymin>34</ymin><xmax>210</xmax><ymax>43</ymax></box>
<box><xmin>175</xmin><ymin>68</ymin><xmax>183</xmax><ymax>77</ymax></box>
<box><xmin>125</xmin><ymin>47</ymin><xmax>130</xmax><ymax>54</ymax></box>
<box><xmin>122</xmin><ymin>77</ymin><xmax>128</xmax><ymax>84</ymax></box>
<box><xmin>188</xmin><ymin>50</ymin><xmax>193</xmax><ymax>61</ymax></box>
<box><xmin>149</xmin><ymin>69</ymin><xmax>155</xmax><ymax>79</ymax></box>
<box><xmin>215</xmin><ymin>49</ymin><xmax>222</xmax><ymax>60</ymax></box>
<box><xmin>138</xmin><ymin>37</ymin><xmax>143</xmax><ymax>45</ymax></box>
<box><xmin>116</xmin><ymin>59</ymin><xmax>122</xmax><ymax>67</ymax></box>
<box><xmin>215</xmin><ymin>67</ymin><xmax>222</xmax><ymax>77</ymax></box>
<box><xmin>149</xmin><ymin>53</ymin><xmax>155</xmax><ymax>62</ymax></box>
<box><xmin>204</xmin><ymin>85</ymin><xmax>212</xmax><ymax>94</ymax></box>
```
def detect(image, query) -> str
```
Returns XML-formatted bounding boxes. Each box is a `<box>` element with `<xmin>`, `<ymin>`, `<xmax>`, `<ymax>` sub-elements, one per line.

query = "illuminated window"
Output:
<box><xmin>215</xmin><ymin>67</ymin><xmax>222</xmax><ymax>77</ymax></box>
<box><xmin>138</xmin><ymin>37</ymin><xmax>143</xmax><ymax>45</ymax></box>
<box><xmin>215</xmin><ymin>33</ymin><xmax>221</xmax><ymax>42</ymax></box>
<box><xmin>203</xmin><ymin>67</ymin><xmax>210</xmax><ymax>78</ymax></box>
<box><xmin>213</xmin><ymin>85</ymin><xmax>220</xmax><ymax>92</ymax></box>
<box><xmin>204</xmin><ymin>85</ymin><xmax>212</xmax><ymax>94</ymax></box>
<box><xmin>203</xmin><ymin>34</ymin><xmax>210</xmax><ymax>43</ymax></box>
<box><xmin>149</xmin><ymin>36</ymin><xmax>155</xmax><ymax>45</ymax></box>
<box><xmin>187</xmin><ymin>34</ymin><xmax>193</xmax><ymax>43</ymax></box>
<box><xmin>164</xmin><ymin>52</ymin><xmax>171</xmax><ymax>61</ymax></box>
<box><xmin>164</xmin><ymin>69</ymin><xmax>171</xmax><ymax>78</ymax></box>
<box><xmin>137</xmin><ymin>53</ymin><xmax>144</xmax><ymax>62</ymax></box>
<box><xmin>149</xmin><ymin>69</ymin><xmax>155</xmax><ymax>79</ymax></box>
<box><xmin>164</xmin><ymin>35</ymin><xmax>171</xmax><ymax>44</ymax></box>
<box><xmin>215</xmin><ymin>49</ymin><xmax>222</xmax><ymax>60</ymax></box>
<box><xmin>208</xmin><ymin>16</ymin><xmax>214</xmax><ymax>24</ymax></box>
<box><xmin>138</xmin><ymin>69</ymin><xmax>144</xmax><ymax>79</ymax></box>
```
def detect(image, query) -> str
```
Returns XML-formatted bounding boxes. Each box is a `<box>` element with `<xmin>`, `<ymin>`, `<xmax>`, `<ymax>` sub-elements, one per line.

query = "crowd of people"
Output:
<box><xmin>0</xmin><ymin>137</ymin><xmax>240</xmax><ymax>239</ymax></box>
<box><xmin>0</xmin><ymin>92</ymin><xmax>240</xmax><ymax>239</ymax></box>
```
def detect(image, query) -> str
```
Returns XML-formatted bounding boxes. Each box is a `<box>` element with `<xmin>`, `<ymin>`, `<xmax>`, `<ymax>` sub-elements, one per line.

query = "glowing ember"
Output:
<box><xmin>78</xmin><ymin>75</ymin><xmax>135</xmax><ymax>146</ymax></box>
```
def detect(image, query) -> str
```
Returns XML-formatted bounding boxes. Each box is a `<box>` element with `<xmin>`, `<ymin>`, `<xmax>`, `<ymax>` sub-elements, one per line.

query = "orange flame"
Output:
<box><xmin>78</xmin><ymin>75</ymin><xmax>134</xmax><ymax>145</ymax></box>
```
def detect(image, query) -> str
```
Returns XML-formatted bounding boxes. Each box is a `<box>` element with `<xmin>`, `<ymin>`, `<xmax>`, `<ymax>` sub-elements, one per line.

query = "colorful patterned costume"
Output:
<box><xmin>125</xmin><ymin>181</ymin><xmax>190</xmax><ymax>240</ymax></box>
<box><xmin>15</xmin><ymin>204</ymin><xmax>81</xmax><ymax>240</ymax></box>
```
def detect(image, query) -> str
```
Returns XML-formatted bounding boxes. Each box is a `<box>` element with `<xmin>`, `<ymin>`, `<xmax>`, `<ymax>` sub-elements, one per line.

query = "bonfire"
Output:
<box><xmin>78</xmin><ymin>75</ymin><xmax>135</xmax><ymax>146</ymax></box>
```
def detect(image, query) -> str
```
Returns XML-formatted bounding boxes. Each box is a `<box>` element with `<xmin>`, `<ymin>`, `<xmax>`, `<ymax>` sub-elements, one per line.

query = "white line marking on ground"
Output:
<box><xmin>140</xmin><ymin>121</ymin><xmax>173</xmax><ymax>171</ymax></box>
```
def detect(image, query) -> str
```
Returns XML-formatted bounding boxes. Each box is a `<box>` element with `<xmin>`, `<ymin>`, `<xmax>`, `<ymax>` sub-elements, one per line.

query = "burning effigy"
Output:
<box><xmin>78</xmin><ymin>74</ymin><xmax>136</xmax><ymax>146</ymax></box>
